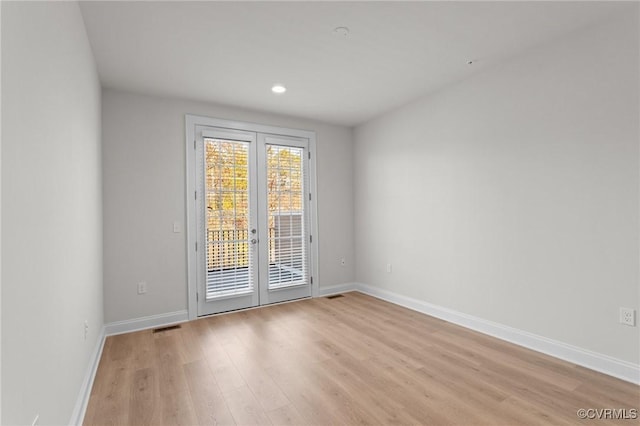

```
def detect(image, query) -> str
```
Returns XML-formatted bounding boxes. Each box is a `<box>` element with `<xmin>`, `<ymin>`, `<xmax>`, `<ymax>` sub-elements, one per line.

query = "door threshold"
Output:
<box><xmin>197</xmin><ymin>296</ymin><xmax>312</xmax><ymax>318</ymax></box>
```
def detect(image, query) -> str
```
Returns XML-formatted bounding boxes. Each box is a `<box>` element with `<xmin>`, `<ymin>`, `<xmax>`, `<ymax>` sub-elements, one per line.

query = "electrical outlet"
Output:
<box><xmin>84</xmin><ymin>321</ymin><xmax>89</xmax><ymax>340</ymax></box>
<box><xmin>340</xmin><ymin>257</ymin><xmax>346</xmax><ymax>267</ymax></box>
<box><xmin>620</xmin><ymin>308</ymin><xmax>636</xmax><ymax>326</ymax></box>
<box><xmin>138</xmin><ymin>281</ymin><xmax>147</xmax><ymax>295</ymax></box>
<box><xmin>386</xmin><ymin>263</ymin><xmax>392</xmax><ymax>273</ymax></box>
<box><xmin>173</xmin><ymin>221</ymin><xmax>181</xmax><ymax>233</ymax></box>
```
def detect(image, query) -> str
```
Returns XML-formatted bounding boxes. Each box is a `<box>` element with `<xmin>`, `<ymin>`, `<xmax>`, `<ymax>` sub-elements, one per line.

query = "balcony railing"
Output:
<box><xmin>207</xmin><ymin>228</ymin><xmax>286</xmax><ymax>271</ymax></box>
<box><xmin>205</xmin><ymin>221</ymin><xmax>305</xmax><ymax>297</ymax></box>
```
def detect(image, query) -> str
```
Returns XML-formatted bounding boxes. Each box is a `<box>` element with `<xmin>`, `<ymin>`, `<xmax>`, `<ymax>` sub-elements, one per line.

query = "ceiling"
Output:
<box><xmin>79</xmin><ymin>1</ymin><xmax>625</xmax><ymax>127</ymax></box>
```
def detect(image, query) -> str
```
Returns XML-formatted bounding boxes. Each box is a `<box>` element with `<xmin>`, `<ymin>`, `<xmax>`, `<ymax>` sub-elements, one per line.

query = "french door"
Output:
<box><xmin>194</xmin><ymin>126</ymin><xmax>311</xmax><ymax>316</ymax></box>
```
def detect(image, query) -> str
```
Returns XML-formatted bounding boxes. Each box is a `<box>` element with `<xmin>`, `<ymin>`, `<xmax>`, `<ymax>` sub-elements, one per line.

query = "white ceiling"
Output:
<box><xmin>79</xmin><ymin>1</ymin><xmax>625</xmax><ymax>127</ymax></box>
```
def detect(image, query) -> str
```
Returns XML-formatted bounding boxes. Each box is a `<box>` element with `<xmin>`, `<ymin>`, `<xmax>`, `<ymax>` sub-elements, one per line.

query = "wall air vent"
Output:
<box><xmin>153</xmin><ymin>324</ymin><xmax>182</xmax><ymax>333</ymax></box>
<box><xmin>326</xmin><ymin>294</ymin><xmax>345</xmax><ymax>299</ymax></box>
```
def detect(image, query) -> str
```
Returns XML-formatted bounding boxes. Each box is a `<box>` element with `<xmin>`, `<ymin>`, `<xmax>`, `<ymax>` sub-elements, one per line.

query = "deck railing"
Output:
<box><xmin>206</xmin><ymin>228</ymin><xmax>276</xmax><ymax>271</ymax></box>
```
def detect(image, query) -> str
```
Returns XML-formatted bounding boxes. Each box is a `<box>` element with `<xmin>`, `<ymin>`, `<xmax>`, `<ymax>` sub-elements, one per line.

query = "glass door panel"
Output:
<box><xmin>266</xmin><ymin>144</ymin><xmax>307</xmax><ymax>289</ymax></box>
<box><xmin>205</xmin><ymin>139</ymin><xmax>252</xmax><ymax>298</ymax></box>
<box><xmin>258</xmin><ymin>135</ymin><xmax>311</xmax><ymax>305</ymax></box>
<box><xmin>196</xmin><ymin>127</ymin><xmax>258</xmax><ymax>315</ymax></box>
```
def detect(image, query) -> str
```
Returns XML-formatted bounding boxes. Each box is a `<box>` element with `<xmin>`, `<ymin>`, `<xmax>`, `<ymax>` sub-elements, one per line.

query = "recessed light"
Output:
<box><xmin>334</xmin><ymin>26</ymin><xmax>350</xmax><ymax>37</ymax></box>
<box><xmin>271</xmin><ymin>84</ymin><xmax>286</xmax><ymax>94</ymax></box>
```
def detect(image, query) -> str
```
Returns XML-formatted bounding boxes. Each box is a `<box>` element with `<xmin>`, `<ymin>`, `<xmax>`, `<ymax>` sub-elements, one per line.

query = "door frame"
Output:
<box><xmin>185</xmin><ymin>114</ymin><xmax>319</xmax><ymax>320</ymax></box>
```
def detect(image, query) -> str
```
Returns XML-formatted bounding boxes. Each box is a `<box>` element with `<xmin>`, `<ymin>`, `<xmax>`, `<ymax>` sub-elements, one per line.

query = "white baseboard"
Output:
<box><xmin>317</xmin><ymin>282</ymin><xmax>358</xmax><ymax>297</ymax></box>
<box><xmin>355</xmin><ymin>282</ymin><xmax>640</xmax><ymax>385</ymax></box>
<box><xmin>69</xmin><ymin>326</ymin><xmax>106</xmax><ymax>426</ymax></box>
<box><xmin>104</xmin><ymin>310</ymin><xmax>189</xmax><ymax>336</ymax></box>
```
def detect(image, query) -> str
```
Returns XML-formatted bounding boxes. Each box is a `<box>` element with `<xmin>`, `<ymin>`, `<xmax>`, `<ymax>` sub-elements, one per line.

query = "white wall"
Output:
<box><xmin>0</xmin><ymin>2</ymin><xmax>3</xmax><ymax>421</ymax></box>
<box><xmin>102</xmin><ymin>89</ymin><xmax>354</xmax><ymax>323</ymax></box>
<box><xmin>354</xmin><ymin>11</ymin><xmax>639</xmax><ymax>364</ymax></box>
<box><xmin>1</xmin><ymin>2</ymin><xmax>103</xmax><ymax>424</ymax></box>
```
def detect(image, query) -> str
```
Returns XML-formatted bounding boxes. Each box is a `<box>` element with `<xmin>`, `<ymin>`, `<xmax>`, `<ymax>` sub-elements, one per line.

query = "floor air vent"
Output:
<box><xmin>153</xmin><ymin>324</ymin><xmax>182</xmax><ymax>333</ymax></box>
<box><xmin>326</xmin><ymin>294</ymin><xmax>344</xmax><ymax>299</ymax></box>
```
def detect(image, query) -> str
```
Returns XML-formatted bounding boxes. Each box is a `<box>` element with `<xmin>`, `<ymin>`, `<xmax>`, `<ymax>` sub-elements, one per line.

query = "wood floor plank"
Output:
<box><xmin>265</xmin><ymin>404</ymin><xmax>307</xmax><ymax>426</ymax></box>
<box><xmin>84</xmin><ymin>359</ymin><xmax>133</xmax><ymax>426</ymax></box>
<box><xmin>302</xmin><ymin>367</ymin><xmax>380</xmax><ymax>425</ymax></box>
<box><xmin>129</xmin><ymin>367</ymin><xmax>161</xmax><ymax>426</ymax></box>
<box><xmin>430</xmin><ymin>330</ymin><xmax>582</xmax><ymax>391</ymax></box>
<box><xmin>211</xmin><ymin>363</ymin><xmax>247</xmax><ymax>395</ymax></box>
<box><xmin>177</xmin><ymin>321</ymin><xmax>206</xmax><ymax>364</ymax></box>
<box><xmin>226</xmin><ymin>347</ymin><xmax>291</xmax><ymax>412</ymax></box>
<box><xmin>223</xmin><ymin>385</ymin><xmax>272</xmax><ymax>425</ymax></box>
<box><xmin>314</xmin><ymin>354</ymin><xmax>421</xmax><ymax>424</ymax></box>
<box><xmin>498</xmin><ymin>395</ymin><xmax>575</xmax><ymax>426</ymax></box>
<box><xmin>130</xmin><ymin>331</ymin><xmax>157</xmax><ymax>372</ymax></box>
<box><xmin>265</xmin><ymin>357</ymin><xmax>346</xmax><ymax>425</ymax></box>
<box><xmin>84</xmin><ymin>293</ymin><xmax>640</xmax><ymax>426</ymax></box>
<box><xmin>197</xmin><ymin>328</ymin><xmax>248</xmax><ymax>395</ymax></box>
<box><xmin>154</xmin><ymin>334</ymin><xmax>199</xmax><ymax>425</ymax></box>
<box><xmin>363</xmin><ymin>354</ymin><xmax>488</xmax><ymax>425</ymax></box>
<box><xmin>183</xmin><ymin>360</ymin><xmax>236</xmax><ymax>426</ymax></box>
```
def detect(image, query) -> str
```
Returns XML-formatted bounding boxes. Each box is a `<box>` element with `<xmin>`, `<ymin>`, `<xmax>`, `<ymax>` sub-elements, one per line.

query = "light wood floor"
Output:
<box><xmin>84</xmin><ymin>292</ymin><xmax>639</xmax><ymax>425</ymax></box>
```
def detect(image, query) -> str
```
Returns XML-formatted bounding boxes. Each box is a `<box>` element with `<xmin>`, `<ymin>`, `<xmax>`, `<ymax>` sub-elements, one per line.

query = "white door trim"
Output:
<box><xmin>185</xmin><ymin>114</ymin><xmax>319</xmax><ymax>320</ymax></box>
